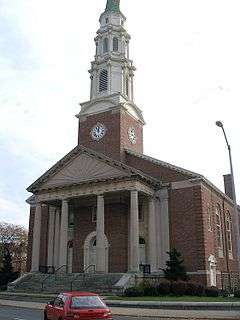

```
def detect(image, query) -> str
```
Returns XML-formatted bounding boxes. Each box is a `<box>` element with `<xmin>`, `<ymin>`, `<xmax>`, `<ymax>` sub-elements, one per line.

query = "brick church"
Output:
<box><xmin>26</xmin><ymin>0</ymin><xmax>239</xmax><ymax>288</ymax></box>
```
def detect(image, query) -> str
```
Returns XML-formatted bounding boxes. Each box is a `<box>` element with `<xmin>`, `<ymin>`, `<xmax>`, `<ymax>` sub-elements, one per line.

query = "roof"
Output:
<box><xmin>125</xmin><ymin>149</ymin><xmax>239</xmax><ymax>206</ymax></box>
<box><xmin>105</xmin><ymin>0</ymin><xmax>120</xmax><ymax>13</ymax></box>
<box><xmin>125</xmin><ymin>149</ymin><xmax>201</xmax><ymax>179</ymax></box>
<box><xmin>27</xmin><ymin>145</ymin><xmax>161</xmax><ymax>193</ymax></box>
<box><xmin>62</xmin><ymin>292</ymin><xmax>98</xmax><ymax>296</ymax></box>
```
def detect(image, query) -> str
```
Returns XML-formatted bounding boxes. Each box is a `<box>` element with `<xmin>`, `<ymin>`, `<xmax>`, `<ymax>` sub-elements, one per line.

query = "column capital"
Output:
<box><xmin>61</xmin><ymin>198</ymin><xmax>70</xmax><ymax>203</ymax></box>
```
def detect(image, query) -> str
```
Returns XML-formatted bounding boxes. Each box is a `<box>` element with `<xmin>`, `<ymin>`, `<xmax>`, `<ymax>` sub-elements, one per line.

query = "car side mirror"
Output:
<box><xmin>48</xmin><ymin>300</ymin><xmax>54</xmax><ymax>306</ymax></box>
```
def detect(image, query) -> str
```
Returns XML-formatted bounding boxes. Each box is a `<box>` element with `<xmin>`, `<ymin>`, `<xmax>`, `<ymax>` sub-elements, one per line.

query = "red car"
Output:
<box><xmin>44</xmin><ymin>292</ymin><xmax>112</xmax><ymax>320</ymax></box>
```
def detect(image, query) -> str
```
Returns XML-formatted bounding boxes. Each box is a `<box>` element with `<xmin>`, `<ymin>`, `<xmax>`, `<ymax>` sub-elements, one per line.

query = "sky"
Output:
<box><xmin>0</xmin><ymin>0</ymin><xmax>240</xmax><ymax>228</ymax></box>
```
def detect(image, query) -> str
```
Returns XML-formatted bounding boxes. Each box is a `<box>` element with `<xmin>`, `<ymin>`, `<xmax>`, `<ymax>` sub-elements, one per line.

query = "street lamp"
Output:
<box><xmin>216</xmin><ymin>121</ymin><xmax>240</xmax><ymax>271</ymax></box>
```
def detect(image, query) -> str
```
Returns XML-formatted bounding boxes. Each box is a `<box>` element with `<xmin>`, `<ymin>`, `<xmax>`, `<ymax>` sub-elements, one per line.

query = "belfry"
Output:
<box><xmin>20</xmin><ymin>0</ymin><xmax>239</xmax><ymax>292</ymax></box>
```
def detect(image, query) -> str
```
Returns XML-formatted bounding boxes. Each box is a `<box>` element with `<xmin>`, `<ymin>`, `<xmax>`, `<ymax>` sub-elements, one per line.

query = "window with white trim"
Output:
<box><xmin>226</xmin><ymin>211</ymin><xmax>233</xmax><ymax>255</ymax></box>
<box><xmin>216</xmin><ymin>204</ymin><xmax>223</xmax><ymax>256</ymax></box>
<box><xmin>103</xmin><ymin>38</ymin><xmax>109</xmax><ymax>53</ymax></box>
<box><xmin>99</xmin><ymin>69</ymin><xmax>108</xmax><ymax>92</ymax></box>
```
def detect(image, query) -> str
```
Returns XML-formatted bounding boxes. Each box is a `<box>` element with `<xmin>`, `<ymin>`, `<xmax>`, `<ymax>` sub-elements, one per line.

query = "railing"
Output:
<box><xmin>70</xmin><ymin>265</ymin><xmax>96</xmax><ymax>291</ymax></box>
<box><xmin>41</xmin><ymin>265</ymin><xmax>67</xmax><ymax>291</ymax></box>
<box><xmin>221</xmin><ymin>272</ymin><xmax>240</xmax><ymax>293</ymax></box>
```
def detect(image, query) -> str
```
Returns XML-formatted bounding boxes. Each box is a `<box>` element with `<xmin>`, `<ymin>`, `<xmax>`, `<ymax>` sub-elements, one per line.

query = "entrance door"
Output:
<box><xmin>84</xmin><ymin>232</ymin><xmax>109</xmax><ymax>273</ymax></box>
<box><xmin>139</xmin><ymin>237</ymin><xmax>146</xmax><ymax>264</ymax></box>
<box><xmin>88</xmin><ymin>238</ymin><xmax>97</xmax><ymax>271</ymax></box>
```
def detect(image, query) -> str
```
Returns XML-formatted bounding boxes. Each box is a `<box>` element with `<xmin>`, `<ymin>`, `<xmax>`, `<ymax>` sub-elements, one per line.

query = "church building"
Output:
<box><xmin>26</xmin><ymin>0</ymin><xmax>239</xmax><ymax>288</ymax></box>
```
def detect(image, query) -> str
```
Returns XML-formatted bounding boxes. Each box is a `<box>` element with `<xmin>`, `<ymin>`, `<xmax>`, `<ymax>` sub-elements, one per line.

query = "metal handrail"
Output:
<box><xmin>41</xmin><ymin>265</ymin><xmax>67</xmax><ymax>291</ymax></box>
<box><xmin>70</xmin><ymin>265</ymin><xmax>96</xmax><ymax>291</ymax></box>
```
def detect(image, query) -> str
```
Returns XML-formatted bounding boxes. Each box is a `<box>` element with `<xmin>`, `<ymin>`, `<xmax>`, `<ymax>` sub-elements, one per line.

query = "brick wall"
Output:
<box><xmin>169</xmin><ymin>185</ymin><xmax>205</xmax><ymax>273</ymax></box>
<box><xmin>73</xmin><ymin>202</ymin><xmax>129</xmax><ymax>273</ymax></box>
<box><xmin>78</xmin><ymin>109</ymin><xmax>143</xmax><ymax>161</ymax></box>
<box><xmin>201</xmin><ymin>184</ymin><xmax>238</xmax><ymax>275</ymax></box>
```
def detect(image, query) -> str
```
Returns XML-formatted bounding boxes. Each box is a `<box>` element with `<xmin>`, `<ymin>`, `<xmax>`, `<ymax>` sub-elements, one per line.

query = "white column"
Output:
<box><xmin>59</xmin><ymin>200</ymin><xmax>69</xmax><ymax>272</ymax></box>
<box><xmin>31</xmin><ymin>203</ymin><xmax>42</xmax><ymax>272</ymax></box>
<box><xmin>96</xmin><ymin>195</ymin><xmax>106</xmax><ymax>273</ymax></box>
<box><xmin>148</xmin><ymin>198</ymin><xmax>157</xmax><ymax>272</ymax></box>
<box><xmin>53</xmin><ymin>208</ymin><xmax>60</xmax><ymax>269</ymax></box>
<box><xmin>47</xmin><ymin>207</ymin><xmax>55</xmax><ymax>267</ymax></box>
<box><xmin>129</xmin><ymin>190</ymin><xmax>140</xmax><ymax>272</ymax></box>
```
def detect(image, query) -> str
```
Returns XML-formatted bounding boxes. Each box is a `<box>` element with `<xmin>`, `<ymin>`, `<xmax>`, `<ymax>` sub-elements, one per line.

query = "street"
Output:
<box><xmin>0</xmin><ymin>304</ymin><xmax>240</xmax><ymax>320</ymax></box>
<box><xmin>0</xmin><ymin>306</ymin><xmax>172</xmax><ymax>320</ymax></box>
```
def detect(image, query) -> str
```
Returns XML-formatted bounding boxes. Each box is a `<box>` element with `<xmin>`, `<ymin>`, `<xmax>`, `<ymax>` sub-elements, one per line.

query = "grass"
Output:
<box><xmin>107</xmin><ymin>295</ymin><xmax>240</xmax><ymax>302</ymax></box>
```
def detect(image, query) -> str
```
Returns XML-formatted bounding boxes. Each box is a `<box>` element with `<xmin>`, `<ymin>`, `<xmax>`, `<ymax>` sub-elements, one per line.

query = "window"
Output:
<box><xmin>139</xmin><ymin>237</ymin><xmax>146</xmax><ymax>245</ymax></box>
<box><xmin>105</xmin><ymin>18</ymin><xmax>109</xmax><ymax>24</ymax></box>
<box><xmin>54</xmin><ymin>294</ymin><xmax>67</xmax><ymax>308</ymax></box>
<box><xmin>113</xmin><ymin>37</ymin><xmax>119</xmax><ymax>52</ymax></box>
<box><xmin>92</xmin><ymin>207</ymin><xmax>97</xmax><ymax>223</ymax></box>
<box><xmin>103</xmin><ymin>38</ymin><xmax>109</xmax><ymax>53</ymax></box>
<box><xmin>216</xmin><ymin>204</ymin><xmax>223</xmax><ymax>255</ymax></box>
<box><xmin>226</xmin><ymin>211</ymin><xmax>233</xmax><ymax>255</ymax></box>
<box><xmin>69</xmin><ymin>211</ymin><xmax>74</xmax><ymax>227</ymax></box>
<box><xmin>99</xmin><ymin>69</ymin><xmax>108</xmax><ymax>92</ymax></box>
<box><xmin>207</xmin><ymin>205</ymin><xmax>212</xmax><ymax>231</ymax></box>
<box><xmin>71</xmin><ymin>296</ymin><xmax>106</xmax><ymax>309</ymax></box>
<box><xmin>126</xmin><ymin>77</ymin><xmax>129</xmax><ymax>96</ymax></box>
<box><xmin>139</xmin><ymin>204</ymin><xmax>144</xmax><ymax>222</ymax></box>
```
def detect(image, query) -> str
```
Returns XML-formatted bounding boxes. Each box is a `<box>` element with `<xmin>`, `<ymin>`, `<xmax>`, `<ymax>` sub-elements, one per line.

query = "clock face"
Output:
<box><xmin>91</xmin><ymin>123</ymin><xmax>106</xmax><ymax>141</ymax></box>
<box><xmin>128</xmin><ymin>127</ymin><xmax>136</xmax><ymax>144</ymax></box>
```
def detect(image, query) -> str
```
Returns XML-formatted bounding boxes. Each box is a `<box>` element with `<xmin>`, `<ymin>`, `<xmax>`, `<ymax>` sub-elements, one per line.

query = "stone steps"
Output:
<box><xmin>8</xmin><ymin>273</ymin><xmax>129</xmax><ymax>295</ymax></box>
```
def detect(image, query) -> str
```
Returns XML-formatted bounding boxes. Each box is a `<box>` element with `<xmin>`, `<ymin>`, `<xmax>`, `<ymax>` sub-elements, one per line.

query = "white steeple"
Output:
<box><xmin>77</xmin><ymin>0</ymin><xmax>144</xmax><ymax>125</ymax></box>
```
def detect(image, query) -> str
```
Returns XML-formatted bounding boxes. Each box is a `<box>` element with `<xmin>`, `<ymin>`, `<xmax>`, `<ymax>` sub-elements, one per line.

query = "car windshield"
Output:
<box><xmin>71</xmin><ymin>296</ymin><xmax>106</xmax><ymax>309</ymax></box>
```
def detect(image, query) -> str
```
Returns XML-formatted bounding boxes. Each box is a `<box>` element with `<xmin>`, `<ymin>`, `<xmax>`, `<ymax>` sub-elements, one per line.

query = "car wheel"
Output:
<box><xmin>44</xmin><ymin>312</ymin><xmax>49</xmax><ymax>320</ymax></box>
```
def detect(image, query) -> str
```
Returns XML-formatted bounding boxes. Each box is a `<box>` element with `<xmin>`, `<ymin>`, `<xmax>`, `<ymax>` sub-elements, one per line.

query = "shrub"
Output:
<box><xmin>234</xmin><ymin>290</ymin><xmax>240</xmax><ymax>298</ymax></box>
<box><xmin>171</xmin><ymin>281</ymin><xmax>187</xmax><ymax>296</ymax></box>
<box><xmin>157</xmin><ymin>280</ymin><xmax>171</xmax><ymax>295</ymax></box>
<box><xmin>124</xmin><ymin>286</ymin><xmax>144</xmax><ymax>297</ymax></box>
<box><xmin>163</xmin><ymin>249</ymin><xmax>188</xmax><ymax>282</ymax></box>
<box><xmin>205</xmin><ymin>286</ymin><xmax>219</xmax><ymax>297</ymax></box>
<box><xmin>185</xmin><ymin>282</ymin><xmax>205</xmax><ymax>296</ymax></box>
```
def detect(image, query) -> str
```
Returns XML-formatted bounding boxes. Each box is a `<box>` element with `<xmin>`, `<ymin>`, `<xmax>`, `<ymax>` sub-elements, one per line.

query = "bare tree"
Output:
<box><xmin>0</xmin><ymin>222</ymin><xmax>28</xmax><ymax>273</ymax></box>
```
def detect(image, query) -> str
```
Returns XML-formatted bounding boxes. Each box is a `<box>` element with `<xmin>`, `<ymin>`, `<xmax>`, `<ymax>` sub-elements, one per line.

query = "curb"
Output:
<box><xmin>0</xmin><ymin>300</ymin><xmax>238</xmax><ymax>320</ymax></box>
<box><xmin>105</xmin><ymin>300</ymin><xmax>240</xmax><ymax>311</ymax></box>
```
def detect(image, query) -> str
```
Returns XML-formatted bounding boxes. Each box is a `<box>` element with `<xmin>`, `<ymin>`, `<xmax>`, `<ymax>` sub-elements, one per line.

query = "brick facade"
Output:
<box><xmin>73</xmin><ymin>202</ymin><xmax>129</xmax><ymax>273</ymax></box>
<box><xmin>78</xmin><ymin>109</ymin><xmax>143</xmax><ymax>161</ymax></box>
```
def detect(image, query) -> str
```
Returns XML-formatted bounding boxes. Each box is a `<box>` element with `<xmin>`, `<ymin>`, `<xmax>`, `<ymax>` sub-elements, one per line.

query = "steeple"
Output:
<box><xmin>105</xmin><ymin>0</ymin><xmax>120</xmax><ymax>13</ymax></box>
<box><xmin>76</xmin><ymin>1</ymin><xmax>145</xmax><ymax>160</ymax></box>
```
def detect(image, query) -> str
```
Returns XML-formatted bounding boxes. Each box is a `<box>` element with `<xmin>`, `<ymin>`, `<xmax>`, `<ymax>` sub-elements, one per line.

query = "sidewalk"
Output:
<box><xmin>0</xmin><ymin>299</ymin><xmax>239</xmax><ymax>319</ymax></box>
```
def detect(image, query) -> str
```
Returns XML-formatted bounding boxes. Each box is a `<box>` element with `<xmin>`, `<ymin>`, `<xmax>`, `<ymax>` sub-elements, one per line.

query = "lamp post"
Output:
<box><xmin>216</xmin><ymin>121</ymin><xmax>240</xmax><ymax>271</ymax></box>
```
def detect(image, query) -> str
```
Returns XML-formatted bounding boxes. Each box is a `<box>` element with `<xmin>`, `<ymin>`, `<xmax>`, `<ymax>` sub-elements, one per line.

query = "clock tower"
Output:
<box><xmin>76</xmin><ymin>0</ymin><xmax>145</xmax><ymax>161</ymax></box>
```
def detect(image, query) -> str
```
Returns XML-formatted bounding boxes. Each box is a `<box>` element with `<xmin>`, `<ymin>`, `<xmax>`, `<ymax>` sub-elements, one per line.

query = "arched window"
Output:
<box><xmin>113</xmin><ymin>37</ymin><xmax>119</xmax><ymax>52</ymax></box>
<box><xmin>103</xmin><ymin>38</ymin><xmax>109</xmax><ymax>53</ymax></box>
<box><xmin>226</xmin><ymin>211</ymin><xmax>233</xmax><ymax>254</ymax></box>
<box><xmin>207</xmin><ymin>204</ymin><xmax>212</xmax><ymax>231</ymax></box>
<box><xmin>99</xmin><ymin>69</ymin><xmax>108</xmax><ymax>92</ymax></box>
<box><xmin>216</xmin><ymin>204</ymin><xmax>223</xmax><ymax>253</ymax></box>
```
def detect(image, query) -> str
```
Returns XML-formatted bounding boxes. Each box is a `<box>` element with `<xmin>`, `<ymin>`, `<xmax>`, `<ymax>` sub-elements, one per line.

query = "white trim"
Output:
<box><xmin>83</xmin><ymin>231</ymin><xmax>109</xmax><ymax>272</ymax></box>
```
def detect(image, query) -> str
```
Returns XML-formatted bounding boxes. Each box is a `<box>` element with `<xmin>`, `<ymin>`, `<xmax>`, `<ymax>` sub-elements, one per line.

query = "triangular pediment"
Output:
<box><xmin>37</xmin><ymin>151</ymin><xmax>130</xmax><ymax>190</ymax></box>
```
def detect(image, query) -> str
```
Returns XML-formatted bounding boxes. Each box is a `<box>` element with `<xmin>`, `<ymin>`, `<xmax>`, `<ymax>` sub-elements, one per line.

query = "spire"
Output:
<box><xmin>105</xmin><ymin>0</ymin><xmax>120</xmax><ymax>13</ymax></box>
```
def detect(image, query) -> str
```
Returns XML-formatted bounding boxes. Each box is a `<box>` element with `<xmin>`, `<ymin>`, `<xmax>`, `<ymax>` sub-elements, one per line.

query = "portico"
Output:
<box><xmin>29</xmin><ymin>154</ymin><xmax>170</xmax><ymax>275</ymax></box>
